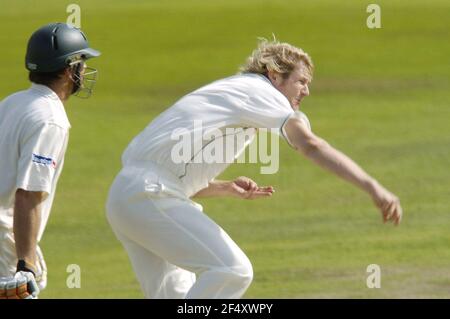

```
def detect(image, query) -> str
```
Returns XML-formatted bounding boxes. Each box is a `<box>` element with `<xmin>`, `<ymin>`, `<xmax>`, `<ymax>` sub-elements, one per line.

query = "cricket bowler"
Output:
<box><xmin>106</xmin><ymin>39</ymin><xmax>402</xmax><ymax>299</ymax></box>
<box><xmin>0</xmin><ymin>23</ymin><xmax>100</xmax><ymax>299</ymax></box>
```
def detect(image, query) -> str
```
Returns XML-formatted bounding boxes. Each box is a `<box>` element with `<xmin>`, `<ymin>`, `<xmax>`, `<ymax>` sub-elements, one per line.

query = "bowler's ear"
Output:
<box><xmin>267</xmin><ymin>69</ymin><xmax>281</xmax><ymax>86</ymax></box>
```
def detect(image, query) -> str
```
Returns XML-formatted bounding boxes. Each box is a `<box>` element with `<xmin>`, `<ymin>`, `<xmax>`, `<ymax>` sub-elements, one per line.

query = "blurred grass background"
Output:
<box><xmin>0</xmin><ymin>0</ymin><xmax>449</xmax><ymax>298</ymax></box>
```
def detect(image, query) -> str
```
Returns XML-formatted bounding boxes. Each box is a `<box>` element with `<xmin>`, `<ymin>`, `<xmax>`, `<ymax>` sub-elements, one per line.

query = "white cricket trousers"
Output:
<box><xmin>105</xmin><ymin>168</ymin><xmax>253</xmax><ymax>299</ymax></box>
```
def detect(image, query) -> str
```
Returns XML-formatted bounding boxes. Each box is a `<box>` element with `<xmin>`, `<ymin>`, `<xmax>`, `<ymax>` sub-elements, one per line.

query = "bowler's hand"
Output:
<box><xmin>230</xmin><ymin>176</ymin><xmax>274</xmax><ymax>200</ymax></box>
<box><xmin>370</xmin><ymin>183</ymin><xmax>403</xmax><ymax>226</ymax></box>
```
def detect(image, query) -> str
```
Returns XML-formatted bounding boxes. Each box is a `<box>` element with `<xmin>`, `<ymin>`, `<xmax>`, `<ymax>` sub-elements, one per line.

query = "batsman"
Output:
<box><xmin>0</xmin><ymin>23</ymin><xmax>100</xmax><ymax>299</ymax></box>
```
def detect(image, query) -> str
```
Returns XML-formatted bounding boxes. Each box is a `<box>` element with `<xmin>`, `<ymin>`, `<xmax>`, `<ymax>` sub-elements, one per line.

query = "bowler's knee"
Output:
<box><xmin>230</xmin><ymin>256</ymin><xmax>253</xmax><ymax>288</ymax></box>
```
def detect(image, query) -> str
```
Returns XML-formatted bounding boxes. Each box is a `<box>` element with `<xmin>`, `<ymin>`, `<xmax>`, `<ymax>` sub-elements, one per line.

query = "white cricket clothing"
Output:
<box><xmin>0</xmin><ymin>226</ymin><xmax>47</xmax><ymax>290</ymax></box>
<box><xmin>107</xmin><ymin>73</ymin><xmax>311</xmax><ymax>298</ymax></box>
<box><xmin>0</xmin><ymin>84</ymin><xmax>70</xmax><ymax>286</ymax></box>
<box><xmin>107</xmin><ymin>173</ymin><xmax>253</xmax><ymax>299</ymax></box>
<box><xmin>122</xmin><ymin>73</ymin><xmax>307</xmax><ymax>198</ymax></box>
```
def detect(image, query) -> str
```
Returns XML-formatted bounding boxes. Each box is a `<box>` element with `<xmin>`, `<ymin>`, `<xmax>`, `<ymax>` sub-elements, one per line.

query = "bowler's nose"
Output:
<box><xmin>302</xmin><ymin>84</ymin><xmax>310</xmax><ymax>97</ymax></box>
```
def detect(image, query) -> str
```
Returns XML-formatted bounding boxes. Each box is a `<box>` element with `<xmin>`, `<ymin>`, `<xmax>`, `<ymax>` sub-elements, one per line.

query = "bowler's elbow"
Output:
<box><xmin>284</xmin><ymin>116</ymin><xmax>329</xmax><ymax>157</ymax></box>
<box><xmin>297</xmin><ymin>136</ymin><xmax>329</xmax><ymax>157</ymax></box>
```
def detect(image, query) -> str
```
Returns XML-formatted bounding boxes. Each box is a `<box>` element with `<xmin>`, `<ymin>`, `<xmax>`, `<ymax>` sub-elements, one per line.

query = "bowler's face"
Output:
<box><xmin>271</xmin><ymin>62</ymin><xmax>311</xmax><ymax>111</ymax></box>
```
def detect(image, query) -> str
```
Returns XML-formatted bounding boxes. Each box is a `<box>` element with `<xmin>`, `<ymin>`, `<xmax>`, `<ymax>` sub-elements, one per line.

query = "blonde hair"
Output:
<box><xmin>240</xmin><ymin>38</ymin><xmax>313</xmax><ymax>79</ymax></box>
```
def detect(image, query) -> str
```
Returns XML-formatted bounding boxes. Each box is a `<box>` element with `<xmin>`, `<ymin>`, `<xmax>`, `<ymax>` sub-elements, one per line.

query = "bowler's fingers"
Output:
<box><xmin>248</xmin><ymin>191</ymin><xmax>273</xmax><ymax>199</ymax></box>
<box><xmin>382</xmin><ymin>213</ymin><xmax>387</xmax><ymax>224</ymax></box>
<box><xmin>385</xmin><ymin>200</ymin><xmax>397</xmax><ymax>221</ymax></box>
<box><xmin>394</xmin><ymin>203</ymin><xmax>403</xmax><ymax>226</ymax></box>
<box><xmin>235</xmin><ymin>184</ymin><xmax>274</xmax><ymax>199</ymax></box>
<box><xmin>248</xmin><ymin>186</ymin><xmax>275</xmax><ymax>199</ymax></box>
<box><xmin>258</xmin><ymin>186</ymin><xmax>274</xmax><ymax>193</ymax></box>
<box><xmin>382</xmin><ymin>199</ymin><xmax>402</xmax><ymax>226</ymax></box>
<box><xmin>242</xmin><ymin>183</ymin><xmax>272</xmax><ymax>197</ymax></box>
<box><xmin>237</xmin><ymin>176</ymin><xmax>257</xmax><ymax>191</ymax></box>
<box><xmin>252</xmin><ymin>185</ymin><xmax>274</xmax><ymax>194</ymax></box>
<box><xmin>249</xmin><ymin>180</ymin><xmax>258</xmax><ymax>192</ymax></box>
<box><xmin>381</xmin><ymin>202</ymin><xmax>393</xmax><ymax>223</ymax></box>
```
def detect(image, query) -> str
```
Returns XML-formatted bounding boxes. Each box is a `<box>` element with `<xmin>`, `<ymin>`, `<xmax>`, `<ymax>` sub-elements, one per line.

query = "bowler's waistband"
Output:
<box><xmin>122</xmin><ymin>160</ymin><xmax>187</xmax><ymax>197</ymax></box>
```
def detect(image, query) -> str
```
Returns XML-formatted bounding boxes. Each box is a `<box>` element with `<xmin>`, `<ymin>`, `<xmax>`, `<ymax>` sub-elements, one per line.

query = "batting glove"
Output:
<box><xmin>0</xmin><ymin>272</ymin><xmax>40</xmax><ymax>299</ymax></box>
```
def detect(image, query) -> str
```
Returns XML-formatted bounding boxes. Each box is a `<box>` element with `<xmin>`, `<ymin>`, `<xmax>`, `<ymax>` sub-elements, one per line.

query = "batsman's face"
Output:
<box><xmin>78</xmin><ymin>62</ymin><xmax>87</xmax><ymax>80</ymax></box>
<box><xmin>66</xmin><ymin>62</ymin><xmax>86</xmax><ymax>89</ymax></box>
<box><xmin>270</xmin><ymin>61</ymin><xmax>311</xmax><ymax>111</ymax></box>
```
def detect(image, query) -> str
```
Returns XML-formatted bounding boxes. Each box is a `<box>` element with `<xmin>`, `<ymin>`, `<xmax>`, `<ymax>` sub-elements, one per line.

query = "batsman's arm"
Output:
<box><xmin>283</xmin><ymin>116</ymin><xmax>402</xmax><ymax>225</ymax></box>
<box><xmin>13</xmin><ymin>189</ymin><xmax>47</xmax><ymax>270</ymax></box>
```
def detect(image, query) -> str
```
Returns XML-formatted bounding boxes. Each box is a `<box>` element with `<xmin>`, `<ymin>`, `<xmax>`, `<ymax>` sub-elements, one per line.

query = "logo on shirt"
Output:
<box><xmin>32</xmin><ymin>153</ymin><xmax>57</xmax><ymax>168</ymax></box>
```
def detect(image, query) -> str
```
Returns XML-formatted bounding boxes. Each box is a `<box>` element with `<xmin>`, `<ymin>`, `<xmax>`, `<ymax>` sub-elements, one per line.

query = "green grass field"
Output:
<box><xmin>0</xmin><ymin>0</ymin><xmax>449</xmax><ymax>298</ymax></box>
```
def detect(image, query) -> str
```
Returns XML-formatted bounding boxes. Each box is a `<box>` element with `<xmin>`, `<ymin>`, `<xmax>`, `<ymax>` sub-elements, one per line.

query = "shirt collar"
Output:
<box><xmin>250</xmin><ymin>73</ymin><xmax>294</xmax><ymax>111</ymax></box>
<box><xmin>30</xmin><ymin>83</ymin><xmax>61</xmax><ymax>101</ymax></box>
<box><xmin>252</xmin><ymin>73</ymin><xmax>277</xmax><ymax>89</ymax></box>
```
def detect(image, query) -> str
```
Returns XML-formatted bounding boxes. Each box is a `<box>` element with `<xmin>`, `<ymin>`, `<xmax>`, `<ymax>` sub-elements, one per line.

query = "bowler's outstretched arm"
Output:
<box><xmin>283</xmin><ymin>115</ymin><xmax>402</xmax><ymax>225</ymax></box>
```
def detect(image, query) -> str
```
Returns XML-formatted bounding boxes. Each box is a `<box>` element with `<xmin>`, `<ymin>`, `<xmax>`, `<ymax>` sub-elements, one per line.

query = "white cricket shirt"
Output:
<box><xmin>0</xmin><ymin>84</ymin><xmax>70</xmax><ymax>241</ymax></box>
<box><xmin>122</xmin><ymin>73</ymin><xmax>310</xmax><ymax>198</ymax></box>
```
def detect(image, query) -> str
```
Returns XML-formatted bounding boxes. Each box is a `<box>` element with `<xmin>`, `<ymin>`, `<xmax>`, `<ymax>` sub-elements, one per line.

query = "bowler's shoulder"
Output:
<box><xmin>291</xmin><ymin>110</ymin><xmax>312</xmax><ymax>130</ymax></box>
<box><xmin>236</xmin><ymin>73</ymin><xmax>290</xmax><ymax>106</ymax></box>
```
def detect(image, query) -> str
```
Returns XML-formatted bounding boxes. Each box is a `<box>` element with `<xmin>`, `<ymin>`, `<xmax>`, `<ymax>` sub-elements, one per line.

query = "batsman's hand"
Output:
<box><xmin>0</xmin><ymin>271</ymin><xmax>40</xmax><ymax>299</ymax></box>
<box><xmin>370</xmin><ymin>182</ymin><xmax>403</xmax><ymax>226</ymax></box>
<box><xmin>230</xmin><ymin>176</ymin><xmax>274</xmax><ymax>200</ymax></box>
